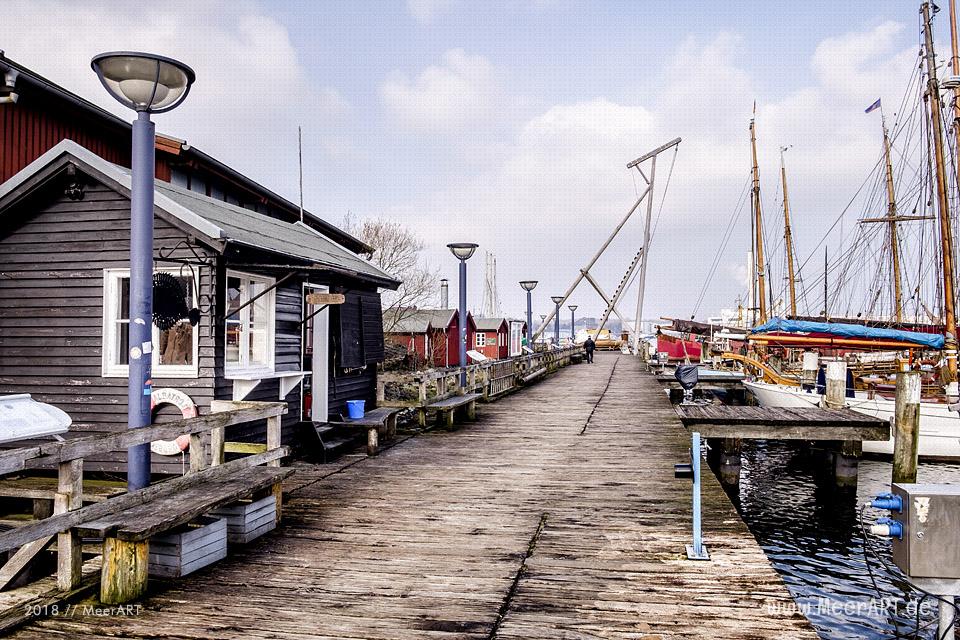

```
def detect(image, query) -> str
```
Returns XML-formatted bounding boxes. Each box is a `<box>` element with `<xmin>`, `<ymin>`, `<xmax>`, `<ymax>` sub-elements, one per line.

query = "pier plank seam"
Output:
<box><xmin>8</xmin><ymin>354</ymin><xmax>816</xmax><ymax>640</ymax></box>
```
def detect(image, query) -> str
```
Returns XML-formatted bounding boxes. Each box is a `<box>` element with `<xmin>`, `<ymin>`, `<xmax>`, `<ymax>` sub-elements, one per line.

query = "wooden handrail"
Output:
<box><xmin>34</xmin><ymin>402</ymin><xmax>286</xmax><ymax>463</ymax></box>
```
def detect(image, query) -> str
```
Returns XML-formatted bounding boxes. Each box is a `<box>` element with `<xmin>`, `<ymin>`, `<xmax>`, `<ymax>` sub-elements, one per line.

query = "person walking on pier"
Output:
<box><xmin>584</xmin><ymin>336</ymin><xmax>596</xmax><ymax>363</ymax></box>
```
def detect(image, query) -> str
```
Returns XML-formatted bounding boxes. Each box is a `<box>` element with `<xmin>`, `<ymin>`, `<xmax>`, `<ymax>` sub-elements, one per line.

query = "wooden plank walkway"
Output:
<box><xmin>8</xmin><ymin>354</ymin><xmax>815</xmax><ymax>639</ymax></box>
<box><xmin>676</xmin><ymin>404</ymin><xmax>890</xmax><ymax>441</ymax></box>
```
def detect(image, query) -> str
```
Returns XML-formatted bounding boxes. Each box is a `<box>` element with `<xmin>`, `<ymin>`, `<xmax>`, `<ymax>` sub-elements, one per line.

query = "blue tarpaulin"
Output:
<box><xmin>751</xmin><ymin>318</ymin><xmax>945</xmax><ymax>349</ymax></box>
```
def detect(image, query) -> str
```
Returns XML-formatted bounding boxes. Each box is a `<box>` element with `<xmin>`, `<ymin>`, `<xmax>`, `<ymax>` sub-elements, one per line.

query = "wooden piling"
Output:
<box><xmin>100</xmin><ymin>538</ymin><xmax>148</xmax><ymax>604</ymax></box>
<box><xmin>892</xmin><ymin>370</ymin><xmax>921</xmax><ymax>483</ymax></box>
<box><xmin>823</xmin><ymin>361</ymin><xmax>847</xmax><ymax>409</ymax></box>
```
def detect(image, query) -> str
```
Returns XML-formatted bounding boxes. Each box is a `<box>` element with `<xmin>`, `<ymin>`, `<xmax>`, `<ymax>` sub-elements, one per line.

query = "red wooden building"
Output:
<box><xmin>0</xmin><ymin>52</ymin><xmax>366</xmax><ymax>253</ymax></box>
<box><xmin>384</xmin><ymin>309</ymin><xmax>476</xmax><ymax>368</ymax></box>
<box><xmin>473</xmin><ymin>318</ymin><xmax>510</xmax><ymax>360</ymax></box>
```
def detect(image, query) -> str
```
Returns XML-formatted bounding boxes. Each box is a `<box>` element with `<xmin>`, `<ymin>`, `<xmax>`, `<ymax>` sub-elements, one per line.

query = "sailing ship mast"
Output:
<box><xmin>921</xmin><ymin>1</ymin><xmax>959</xmax><ymax>390</ymax></box>
<box><xmin>750</xmin><ymin>110</ymin><xmax>768</xmax><ymax>324</ymax></box>
<box><xmin>859</xmin><ymin>120</ymin><xmax>906</xmax><ymax>322</ymax></box>
<box><xmin>779</xmin><ymin>147</ymin><xmax>798</xmax><ymax>317</ymax></box>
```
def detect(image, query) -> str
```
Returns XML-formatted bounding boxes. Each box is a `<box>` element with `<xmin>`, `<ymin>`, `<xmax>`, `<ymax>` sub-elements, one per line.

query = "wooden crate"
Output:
<box><xmin>209</xmin><ymin>494</ymin><xmax>276</xmax><ymax>544</ymax></box>
<box><xmin>149</xmin><ymin>516</ymin><xmax>227</xmax><ymax>578</ymax></box>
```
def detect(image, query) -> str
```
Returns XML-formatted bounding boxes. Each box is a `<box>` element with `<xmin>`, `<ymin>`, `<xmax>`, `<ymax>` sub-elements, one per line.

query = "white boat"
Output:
<box><xmin>742</xmin><ymin>380</ymin><xmax>960</xmax><ymax>459</ymax></box>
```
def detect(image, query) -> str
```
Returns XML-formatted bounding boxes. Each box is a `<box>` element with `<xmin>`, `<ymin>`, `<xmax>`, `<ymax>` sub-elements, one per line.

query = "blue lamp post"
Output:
<box><xmin>519</xmin><ymin>280</ymin><xmax>537</xmax><ymax>351</ymax></box>
<box><xmin>448</xmin><ymin>243</ymin><xmax>478</xmax><ymax>387</ymax></box>
<box><xmin>569</xmin><ymin>305</ymin><xmax>578</xmax><ymax>340</ymax></box>
<box><xmin>92</xmin><ymin>52</ymin><xmax>195</xmax><ymax>490</ymax></box>
<box><xmin>551</xmin><ymin>296</ymin><xmax>564</xmax><ymax>345</ymax></box>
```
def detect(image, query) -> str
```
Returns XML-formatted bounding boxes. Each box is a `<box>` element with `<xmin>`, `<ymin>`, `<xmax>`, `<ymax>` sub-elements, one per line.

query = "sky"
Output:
<box><xmin>1</xmin><ymin>0</ymin><xmax>949</xmax><ymax>325</ymax></box>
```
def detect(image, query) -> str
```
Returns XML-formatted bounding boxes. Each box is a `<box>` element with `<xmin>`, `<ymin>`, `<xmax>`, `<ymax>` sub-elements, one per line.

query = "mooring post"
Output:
<box><xmin>823</xmin><ymin>361</ymin><xmax>847</xmax><ymax>408</ymax></box>
<box><xmin>686</xmin><ymin>431</ymin><xmax>709</xmax><ymax>560</ymax></box>
<box><xmin>892</xmin><ymin>370</ymin><xmax>921</xmax><ymax>484</ymax></box>
<box><xmin>825</xmin><ymin>361</ymin><xmax>859</xmax><ymax>485</ymax></box>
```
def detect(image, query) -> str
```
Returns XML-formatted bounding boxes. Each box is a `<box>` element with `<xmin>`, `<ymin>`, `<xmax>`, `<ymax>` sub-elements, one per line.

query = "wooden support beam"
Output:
<box><xmin>0</xmin><ymin>536</ymin><xmax>54</xmax><ymax>590</ymax></box>
<box><xmin>100</xmin><ymin>538</ymin><xmax>148</xmax><ymax>605</ymax></box>
<box><xmin>55</xmin><ymin>459</ymin><xmax>82</xmax><ymax>590</ymax></box>
<box><xmin>266</xmin><ymin>415</ymin><xmax>283</xmax><ymax>524</ymax></box>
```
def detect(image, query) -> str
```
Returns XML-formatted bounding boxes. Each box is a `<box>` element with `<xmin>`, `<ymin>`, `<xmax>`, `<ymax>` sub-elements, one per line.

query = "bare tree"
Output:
<box><xmin>343</xmin><ymin>215</ymin><xmax>438</xmax><ymax>333</ymax></box>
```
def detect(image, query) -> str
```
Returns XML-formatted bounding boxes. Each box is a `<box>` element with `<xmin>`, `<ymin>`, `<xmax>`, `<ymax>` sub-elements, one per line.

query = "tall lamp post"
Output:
<box><xmin>448</xmin><ymin>243</ymin><xmax>478</xmax><ymax>387</ymax></box>
<box><xmin>568</xmin><ymin>305</ymin><xmax>578</xmax><ymax>340</ymax></box>
<box><xmin>551</xmin><ymin>296</ymin><xmax>564</xmax><ymax>344</ymax></box>
<box><xmin>92</xmin><ymin>52</ymin><xmax>195</xmax><ymax>490</ymax></box>
<box><xmin>519</xmin><ymin>280</ymin><xmax>538</xmax><ymax>351</ymax></box>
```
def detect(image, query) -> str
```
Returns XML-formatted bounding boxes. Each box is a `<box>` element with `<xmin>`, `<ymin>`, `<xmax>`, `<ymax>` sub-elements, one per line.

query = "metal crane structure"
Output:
<box><xmin>531</xmin><ymin>137</ymin><xmax>681</xmax><ymax>356</ymax></box>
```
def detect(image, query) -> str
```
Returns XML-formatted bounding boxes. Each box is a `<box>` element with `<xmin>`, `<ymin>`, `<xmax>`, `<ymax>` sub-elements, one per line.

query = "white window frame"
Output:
<box><xmin>476</xmin><ymin>333</ymin><xmax>486</xmax><ymax>348</ymax></box>
<box><xmin>224</xmin><ymin>270</ymin><xmax>276</xmax><ymax>377</ymax></box>
<box><xmin>101</xmin><ymin>268</ymin><xmax>200</xmax><ymax>378</ymax></box>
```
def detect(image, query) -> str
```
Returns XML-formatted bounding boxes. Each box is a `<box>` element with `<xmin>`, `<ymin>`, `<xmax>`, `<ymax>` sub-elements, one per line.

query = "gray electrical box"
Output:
<box><xmin>891</xmin><ymin>483</ymin><xmax>960</xmax><ymax>579</ymax></box>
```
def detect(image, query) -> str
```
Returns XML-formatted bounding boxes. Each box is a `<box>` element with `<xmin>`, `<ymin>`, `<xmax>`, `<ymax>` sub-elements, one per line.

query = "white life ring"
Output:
<box><xmin>149</xmin><ymin>388</ymin><xmax>197</xmax><ymax>456</ymax></box>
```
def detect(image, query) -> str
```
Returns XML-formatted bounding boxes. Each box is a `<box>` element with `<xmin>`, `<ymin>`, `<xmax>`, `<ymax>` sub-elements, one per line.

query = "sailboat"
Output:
<box><xmin>739</xmin><ymin>1</ymin><xmax>960</xmax><ymax>459</ymax></box>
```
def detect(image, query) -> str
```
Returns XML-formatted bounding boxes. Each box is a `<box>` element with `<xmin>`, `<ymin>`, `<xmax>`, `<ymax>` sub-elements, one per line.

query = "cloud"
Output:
<box><xmin>382</xmin><ymin>23</ymin><xmax>918</xmax><ymax>321</ymax></box>
<box><xmin>380</xmin><ymin>49</ymin><xmax>497</xmax><ymax>133</ymax></box>
<box><xmin>406</xmin><ymin>0</ymin><xmax>456</xmax><ymax>24</ymax></box>
<box><xmin>0</xmin><ymin>0</ymin><xmax>349</xmax><ymax>202</ymax></box>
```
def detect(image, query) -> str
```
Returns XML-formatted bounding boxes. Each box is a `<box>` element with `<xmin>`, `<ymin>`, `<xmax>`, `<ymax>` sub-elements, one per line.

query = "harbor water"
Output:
<box><xmin>713</xmin><ymin>442</ymin><xmax>960</xmax><ymax>639</ymax></box>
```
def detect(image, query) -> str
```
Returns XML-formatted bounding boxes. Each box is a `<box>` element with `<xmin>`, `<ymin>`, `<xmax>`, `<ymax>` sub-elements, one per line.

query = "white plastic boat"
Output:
<box><xmin>742</xmin><ymin>380</ymin><xmax>960</xmax><ymax>459</ymax></box>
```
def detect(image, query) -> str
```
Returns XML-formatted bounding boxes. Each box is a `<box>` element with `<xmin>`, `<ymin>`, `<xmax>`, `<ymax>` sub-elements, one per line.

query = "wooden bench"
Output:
<box><xmin>328</xmin><ymin>407</ymin><xmax>401</xmax><ymax>456</ymax></box>
<box><xmin>427</xmin><ymin>393</ymin><xmax>482</xmax><ymax>430</ymax></box>
<box><xmin>75</xmin><ymin>464</ymin><xmax>294</xmax><ymax>603</ymax></box>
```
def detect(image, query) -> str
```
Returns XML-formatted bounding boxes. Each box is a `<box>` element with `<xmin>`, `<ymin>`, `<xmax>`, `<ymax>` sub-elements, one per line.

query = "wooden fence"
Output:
<box><xmin>0</xmin><ymin>401</ymin><xmax>287</xmax><ymax>603</ymax></box>
<box><xmin>377</xmin><ymin>346</ymin><xmax>582</xmax><ymax>424</ymax></box>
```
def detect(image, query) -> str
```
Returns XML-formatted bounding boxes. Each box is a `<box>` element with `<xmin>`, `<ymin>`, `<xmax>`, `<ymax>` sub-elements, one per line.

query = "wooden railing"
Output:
<box><xmin>377</xmin><ymin>346</ymin><xmax>583</xmax><ymax>423</ymax></box>
<box><xmin>0</xmin><ymin>401</ymin><xmax>287</xmax><ymax>596</ymax></box>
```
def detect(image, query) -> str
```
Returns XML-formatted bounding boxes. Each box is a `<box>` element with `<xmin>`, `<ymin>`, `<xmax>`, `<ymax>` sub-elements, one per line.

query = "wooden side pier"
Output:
<box><xmin>676</xmin><ymin>405</ymin><xmax>890</xmax><ymax>441</ymax></box>
<box><xmin>7</xmin><ymin>354</ymin><xmax>815</xmax><ymax>639</ymax></box>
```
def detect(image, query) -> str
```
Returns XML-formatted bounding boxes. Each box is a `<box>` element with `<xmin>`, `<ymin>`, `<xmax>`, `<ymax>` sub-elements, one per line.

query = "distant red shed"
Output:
<box><xmin>384</xmin><ymin>309</ymin><xmax>476</xmax><ymax>367</ymax></box>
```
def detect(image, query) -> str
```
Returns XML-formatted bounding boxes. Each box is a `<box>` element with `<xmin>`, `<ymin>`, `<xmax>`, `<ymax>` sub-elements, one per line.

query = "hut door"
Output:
<box><xmin>302</xmin><ymin>284</ymin><xmax>329</xmax><ymax>421</ymax></box>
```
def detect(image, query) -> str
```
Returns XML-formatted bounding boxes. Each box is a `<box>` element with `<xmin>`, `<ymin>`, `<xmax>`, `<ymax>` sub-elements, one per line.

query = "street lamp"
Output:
<box><xmin>92</xmin><ymin>52</ymin><xmax>195</xmax><ymax>491</ymax></box>
<box><xmin>519</xmin><ymin>280</ymin><xmax>537</xmax><ymax>351</ymax></box>
<box><xmin>551</xmin><ymin>296</ymin><xmax>564</xmax><ymax>345</ymax></box>
<box><xmin>568</xmin><ymin>305</ymin><xmax>578</xmax><ymax>340</ymax></box>
<box><xmin>448</xmin><ymin>243</ymin><xmax>478</xmax><ymax>387</ymax></box>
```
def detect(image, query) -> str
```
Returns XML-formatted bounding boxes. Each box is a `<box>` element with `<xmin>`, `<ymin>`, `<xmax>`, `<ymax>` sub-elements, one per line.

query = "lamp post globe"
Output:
<box><xmin>568</xmin><ymin>305</ymin><xmax>578</xmax><ymax>340</ymax></box>
<box><xmin>91</xmin><ymin>52</ymin><xmax>195</xmax><ymax>113</ymax></box>
<box><xmin>519</xmin><ymin>281</ymin><xmax>537</xmax><ymax>350</ymax></box>
<box><xmin>550</xmin><ymin>296</ymin><xmax>564</xmax><ymax>345</ymax></box>
<box><xmin>92</xmin><ymin>52</ymin><xmax>194</xmax><ymax>491</ymax></box>
<box><xmin>447</xmin><ymin>243</ymin><xmax>478</xmax><ymax>387</ymax></box>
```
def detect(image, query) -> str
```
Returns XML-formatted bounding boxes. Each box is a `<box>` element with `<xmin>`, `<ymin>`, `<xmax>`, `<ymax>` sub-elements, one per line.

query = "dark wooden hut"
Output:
<box><xmin>0</xmin><ymin>140</ymin><xmax>399</xmax><ymax>473</ymax></box>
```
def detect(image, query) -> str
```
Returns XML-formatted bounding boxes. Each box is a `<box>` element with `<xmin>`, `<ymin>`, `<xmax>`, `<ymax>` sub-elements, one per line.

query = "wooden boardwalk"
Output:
<box><xmin>9</xmin><ymin>354</ymin><xmax>815</xmax><ymax>639</ymax></box>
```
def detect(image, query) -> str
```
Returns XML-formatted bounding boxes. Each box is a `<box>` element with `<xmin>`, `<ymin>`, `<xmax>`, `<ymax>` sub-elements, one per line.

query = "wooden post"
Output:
<box><xmin>208</xmin><ymin>402</ymin><xmax>227</xmax><ymax>467</ymax></box>
<box><xmin>893</xmin><ymin>370</ymin><xmax>921</xmax><ymax>483</ymax></box>
<box><xmin>189</xmin><ymin>433</ymin><xmax>206</xmax><ymax>473</ymax></box>
<box><xmin>100</xmin><ymin>537</ymin><xmax>148</xmax><ymax>604</ymax></box>
<box><xmin>266</xmin><ymin>415</ymin><xmax>283</xmax><ymax>523</ymax></box>
<box><xmin>823</xmin><ymin>361</ymin><xmax>847</xmax><ymax>409</ymax></box>
<box><xmin>366</xmin><ymin>427</ymin><xmax>379</xmax><ymax>456</ymax></box>
<box><xmin>376</xmin><ymin>378</ymin><xmax>385</xmax><ymax>403</ymax></box>
<box><xmin>55</xmin><ymin>459</ymin><xmax>83</xmax><ymax>590</ymax></box>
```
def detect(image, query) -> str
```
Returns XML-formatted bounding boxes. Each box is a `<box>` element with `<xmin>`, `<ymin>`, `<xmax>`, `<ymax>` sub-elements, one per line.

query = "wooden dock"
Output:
<box><xmin>675</xmin><ymin>404</ymin><xmax>890</xmax><ymax>441</ymax></box>
<box><xmin>8</xmin><ymin>354</ymin><xmax>816</xmax><ymax>639</ymax></box>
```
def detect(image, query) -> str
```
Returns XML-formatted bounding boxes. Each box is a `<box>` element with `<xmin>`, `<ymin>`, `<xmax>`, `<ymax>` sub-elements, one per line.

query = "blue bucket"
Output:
<box><xmin>346</xmin><ymin>400</ymin><xmax>365</xmax><ymax>419</ymax></box>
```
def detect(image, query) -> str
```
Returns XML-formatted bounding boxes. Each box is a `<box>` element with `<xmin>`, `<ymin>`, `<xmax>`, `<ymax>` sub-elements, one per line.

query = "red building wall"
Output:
<box><xmin>0</xmin><ymin>89</ymin><xmax>172</xmax><ymax>185</ymax></box>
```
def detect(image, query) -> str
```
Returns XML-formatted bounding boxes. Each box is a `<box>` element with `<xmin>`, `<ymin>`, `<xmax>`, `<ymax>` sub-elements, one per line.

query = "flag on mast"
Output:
<box><xmin>865</xmin><ymin>98</ymin><xmax>881</xmax><ymax>113</ymax></box>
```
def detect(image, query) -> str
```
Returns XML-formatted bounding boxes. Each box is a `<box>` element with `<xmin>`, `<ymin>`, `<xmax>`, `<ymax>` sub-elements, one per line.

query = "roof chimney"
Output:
<box><xmin>440</xmin><ymin>278</ymin><xmax>449</xmax><ymax>309</ymax></box>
